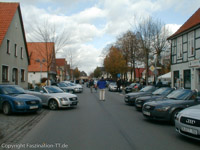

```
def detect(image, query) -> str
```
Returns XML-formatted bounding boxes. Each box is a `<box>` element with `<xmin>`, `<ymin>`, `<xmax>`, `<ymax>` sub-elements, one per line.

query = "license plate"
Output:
<box><xmin>181</xmin><ymin>127</ymin><xmax>198</xmax><ymax>135</ymax></box>
<box><xmin>143</xmin><ymin>111</ymin><xmax>150</xmax><ymax>116</ymax></box>
<box><xmin>136</xmin><ymin>104</ymin><xmax>142</xmax><ymax>107</ymax></box>
<box><xmin>30</xmin><ymin>106</ymin><xmax>38</xmax><ymax>109</ymax></box>
<box><xmin>72</xmin><ymin>102</ymin><xmax>77</xmax><ymax>105</ymax></box>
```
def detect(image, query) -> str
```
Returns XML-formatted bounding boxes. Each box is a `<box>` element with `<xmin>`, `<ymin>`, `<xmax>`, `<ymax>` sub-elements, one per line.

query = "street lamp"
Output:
<box><xmin>35</xmin><ymin>59</ymin><xmax>46</xmax><ymax>83</ymax></box>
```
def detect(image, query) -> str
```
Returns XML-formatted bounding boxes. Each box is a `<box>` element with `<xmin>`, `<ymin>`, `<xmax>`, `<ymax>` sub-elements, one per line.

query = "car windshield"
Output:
<box><xmin>166</xmin><ymin>89</ymin><xmax>192</xmax><ymax>100</ymax></box>
<box><xmin>45</xmin><ymin>86</ymin><xmax>64</xmax><ymax>93</ymax></box>
<box><xmin>110</xmin><ymin>82</ymin><xmax>116</xmax><ymax>86</ymax></box>
<box><xmin>130</xmin><ymin>83</ymin><xmax>136</xmax><ymax>87</ymax></box>
<box><xmin>140</xmin><ymin>86</ymin><xmax>155</xmax><ymax>92</ymax></box>
<box><xmin>1</xmin><ymin>86</ymin><xmax>25</xmax><ymax>95</ymax></box>
<box><xmin>58</xmin><ymin>83</ymin><xmax>67</xmax><ymax>87</ymax></box>
<box><xmin>152</xmin><ymin>88</ymin><xmax>172</xmax><ymax>95</ymax></box>
<box><xmin>69</xmin><ymin>83</ymin><xmax>76</xmax><ymax>86</ymax></box>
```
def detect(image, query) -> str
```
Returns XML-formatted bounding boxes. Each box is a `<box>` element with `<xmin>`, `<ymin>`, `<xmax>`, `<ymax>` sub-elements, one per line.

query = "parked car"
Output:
<box><xmin>27</xmin><ymin>86</ymin><xmax>78</xmax><ymax>110</ymax></box>
<box><xmin>108</xmin><ymin>82</ymin><xmax>122</xmax><ymax>92</ymax></box>
<box><xmin>175</xmin><ymin>104</ymin><xmax>200</xmax><ymax>141</ymax></box>
<box><xmin>63</xmin><ymin>82</ymin><xmax>83</xmax><ymax>93</ymax></box>
<box><xmin>0</xmin><ymin>85</ymin><xmax>42</xmax><ymax>115</ymax></box>
<box><xmin>124</xmin><ymin>85</ymin><xmax>157</xmax><ymax>105</ymax></box>
<box><xmin>52</xmin><ymin>82</ymin><xmax>74</xmax><ymax>93</ymax></box>
<box><xmin>135</xmin><ymin>87</ymin><xmax>174</xmax><ymax>110</ymax></box>
<box><xmin>142</xmin><ymin>89</ymin><xmax>200</xmax><ymax>124</ymax></box>
<box><xmin>125</xmin><ymin>83</ymin><xmax>142</xmax><ymax>93</ymax></box>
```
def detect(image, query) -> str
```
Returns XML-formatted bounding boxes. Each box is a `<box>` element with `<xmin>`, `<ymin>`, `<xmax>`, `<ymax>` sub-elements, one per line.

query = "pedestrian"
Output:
<box><xmin>117</xmin><ymin>78</ymin><xmax>122</xmax><ymax>92</ymax></box>
<box><xmin>97</xmin><ymin>77</ymin><xmax>107</xmax><ymax>101</ymax></box>
<box><xmin>156</xmin><ymin>79</ymin><xmax>163</xmax><ymax>88</ymax></box>
<box><xmin>89</xmin><ymin>79</ymin><xmax>94</xmax><ymax>93</ymax></box>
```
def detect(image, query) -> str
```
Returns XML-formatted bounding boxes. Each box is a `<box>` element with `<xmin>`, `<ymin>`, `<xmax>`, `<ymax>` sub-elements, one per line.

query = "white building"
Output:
<box><xmin>168</xmin><ymin>8</ymin><xmax>200</xmax><ymax>90</ymax></box>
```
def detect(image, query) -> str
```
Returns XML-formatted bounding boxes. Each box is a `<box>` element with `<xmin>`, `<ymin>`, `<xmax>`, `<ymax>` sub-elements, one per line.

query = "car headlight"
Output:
<box><xmin>136</xmin><ymin>99</ymin><xmax>142</xmax><ymax>103</ymax></box>
<box><xmin>14</xmin><ymin>100</ymin><xmax>24</xmax><ymax>106</ymax></box>
<box><xmin>58</xmin><ymin>97</ymin><xmax>69</xmax><ymax>101</ymax></box>
<box><xmin>175</xmin><ymin>112</ymin><xmax>181</xmax><ymax>121</ymax></box>
<box><xmin>156</xmin><ymin>106</ymin><xmax>171</xmax><ymax>112</ymax></box>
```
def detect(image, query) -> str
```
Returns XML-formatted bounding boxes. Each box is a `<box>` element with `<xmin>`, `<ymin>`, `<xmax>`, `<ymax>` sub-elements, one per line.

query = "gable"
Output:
<box><xmin>0</xmin><ymin>2</ymin><xmax>30</xmax><ymax>64</ymax></box>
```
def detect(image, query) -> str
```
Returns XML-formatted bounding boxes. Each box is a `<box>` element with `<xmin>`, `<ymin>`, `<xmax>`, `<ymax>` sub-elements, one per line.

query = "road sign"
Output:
<box><xmin>149</xmin><ymin>65</ymin><xmax>155</xmax><ymax>72</ymax></box>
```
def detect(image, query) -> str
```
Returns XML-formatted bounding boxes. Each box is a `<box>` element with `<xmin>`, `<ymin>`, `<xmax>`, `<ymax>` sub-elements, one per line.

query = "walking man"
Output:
<box><xmin>89</xmin><ymin>79</ymin><xmax>94</xmax><ymax>93</ymax></box>
<box><xmin>97</xmin><ymin>77</ymin><xmax>107</xmax><ymax>101</ymax></box>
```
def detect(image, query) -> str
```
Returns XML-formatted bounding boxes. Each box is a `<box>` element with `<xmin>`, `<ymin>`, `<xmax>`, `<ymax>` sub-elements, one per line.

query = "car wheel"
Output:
<box><xmin>171</xmin><ymin>109</ymin><xmax>181</xmax><ymax>125</ymax></box>
<box><xmin>2</xmin><ymin>102</ymin><xmax>12</xmax><ymax>115</ymax></box>
<box><xmin>48</xmin><ymin>100</ymin><xmax>58</xmax><ymax>110</ymax></box>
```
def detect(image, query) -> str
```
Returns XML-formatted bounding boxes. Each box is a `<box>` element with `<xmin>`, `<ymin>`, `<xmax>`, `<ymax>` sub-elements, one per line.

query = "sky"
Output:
<box><xmin>1</xmin><ymin>0</ymin><xmax>200</xmax><ymax>75</ymax></box>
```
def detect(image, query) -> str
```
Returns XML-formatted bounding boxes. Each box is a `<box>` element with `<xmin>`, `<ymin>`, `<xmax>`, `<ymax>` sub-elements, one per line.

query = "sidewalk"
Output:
<box><xmin>0</xmin><ymin>109</ymin><xmax>49</xmax><ymax>144</ymax></box>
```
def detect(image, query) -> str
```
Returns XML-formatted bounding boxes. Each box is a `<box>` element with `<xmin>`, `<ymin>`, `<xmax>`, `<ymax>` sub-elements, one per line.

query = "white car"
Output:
<box><xmin>27</xmin><ymin>86</ymin><xmax>78</xmax><ymax>110</ymax></box>
<box><xmin>175</xmin><ymin>104</ymin><xmax>200</xmax><ymax>141</ymax></box>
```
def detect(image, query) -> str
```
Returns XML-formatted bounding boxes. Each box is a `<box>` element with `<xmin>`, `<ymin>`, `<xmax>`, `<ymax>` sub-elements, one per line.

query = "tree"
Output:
<box><xmin>116</xmin><ymin>30</ymin><xmax>144</xmax><ymax>82</ymax></box>
<box><xmin>29</xmin><ymin>19</ymin><xmax>69</xmax><ymax>85</ymax></box>
<box><xmin>135</xmin><ymin>17</ymin><xmax>155</xmax><ymax>85</ymax></box>
<box><xmin>73</xmin><ymin>67</ymin><xmax>80</xmax><ymax>79</ymax></box>
<box><xmin>93</xmin><ymin>67</ymin><xmax>102</xmax><ymax>78</ymax></box>
<box><xmin>104</xmin><ymin>46</ymin><xmax>126</xmax><ymax>80</ymax></box>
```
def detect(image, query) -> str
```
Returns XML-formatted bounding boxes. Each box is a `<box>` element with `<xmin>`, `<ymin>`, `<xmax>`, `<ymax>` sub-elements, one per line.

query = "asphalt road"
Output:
<box><xmin>15</xmin><ymin>87</ymin><xmax>200</xmax><ymax>150</ymax></box>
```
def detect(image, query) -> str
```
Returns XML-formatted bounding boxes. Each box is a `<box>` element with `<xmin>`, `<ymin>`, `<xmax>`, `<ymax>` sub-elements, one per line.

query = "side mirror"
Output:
<box><xmin>40</xmin><ymin>90</ymin><xmax>44</xmax><ymax>93</ymax></box>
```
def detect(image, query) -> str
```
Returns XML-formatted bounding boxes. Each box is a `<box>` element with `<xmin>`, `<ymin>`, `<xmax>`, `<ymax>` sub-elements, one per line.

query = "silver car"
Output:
<box><xmin>175</xmin><ymin>104</ymin><xmax>200</xmax><ymax>141</ymax></box>
<box><xmin>27</xmin><ymin>86</ymin><xmax>78</xmax><ymax>110</ymax></box>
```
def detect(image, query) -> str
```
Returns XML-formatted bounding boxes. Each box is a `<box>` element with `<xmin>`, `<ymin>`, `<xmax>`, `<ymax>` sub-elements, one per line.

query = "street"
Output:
<box><xmin>15</xmin><ymin>87</ymin><xmax>200</xmax><ymax>150</ymax></box>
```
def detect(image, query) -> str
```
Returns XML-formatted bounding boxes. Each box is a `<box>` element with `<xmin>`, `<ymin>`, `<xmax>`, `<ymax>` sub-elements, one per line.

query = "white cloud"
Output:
<box><xmin>166</xmin><ymin>24</ymin><xmax>182</xmax><ymax>35</ymax></box>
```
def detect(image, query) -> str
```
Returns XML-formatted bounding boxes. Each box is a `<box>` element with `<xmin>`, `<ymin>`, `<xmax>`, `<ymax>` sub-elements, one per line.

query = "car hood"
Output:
<box><xmin>7</xmin><ymin>94</ymin><xmax>41</xmax><ymax>101</ymax></box>
<box><xmin>179</xmin><ymin>105</ymin><xmax>200</xmax><ymax>119</ymax></box>
<box><xmin>145</xmin><ymin>99</ymin><xmax>184</xmax><ymax>107</ymax></box>
<box><xmin>137</xmin><ymin>95</ymin><xmax>162</xmax><ymax>101</ymax></box>
<box><xmin>126</xmin><ymin>86</ymin><xmax>132</xmax><ymax>89</ymax></box>
<box><xmin>126</xmin><ymin>92</ymin><xmax>150</xmax><ymax>97</ymax></box>
<box><xmin>48</xmin><ymin>93</ymin><xmax>77</xmax><ymax>98</ymax></box>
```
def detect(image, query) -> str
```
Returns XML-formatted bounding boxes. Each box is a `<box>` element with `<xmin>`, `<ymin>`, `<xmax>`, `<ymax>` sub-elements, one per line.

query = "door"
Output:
<box><xmin>184</xmin><ymin>70</ymin><xmax>191</xmax><ymax>89</ymax></box>
<box><xmin>12</xmin><ymin>68</ymin><xmax>18</xmax><ymax>85</ymax></box>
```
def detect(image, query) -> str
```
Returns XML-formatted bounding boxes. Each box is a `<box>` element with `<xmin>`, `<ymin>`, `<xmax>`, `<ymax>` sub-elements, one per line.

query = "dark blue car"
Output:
<box><xmin>0</xmin><ymin>85</ymin><xmax>42</xmax><ymax>115</ymax></box>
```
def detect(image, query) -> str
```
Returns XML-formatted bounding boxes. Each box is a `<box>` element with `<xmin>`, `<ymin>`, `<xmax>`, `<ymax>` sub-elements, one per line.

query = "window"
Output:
<box><xmin>7</xmin><ymin>40</ymin><xmax>10</xmax><ymax>54</ymax></box>
<box><xmin>2</xmin><ymin>66</ymin><xmax>9</xmax><ymax>82</ymax></box>
<box><xmin>21</xmin><ymin>69</ymin><xmax>25</xmax><ymax>82</ymax></box>
<box><xmin>174</xmin><ymin>71</ymin><xmax>179</xmax><ymax>88</ymax></box>
<box><xmin>177</xmin><ymin>37</ymin><xmax>183</xmax><ymax>59</ymax></box>
<box><xmin>20</xmin><ymin>47</ymin><xmax>23</xmax><ymax>59</ymax></box>
<box><xmin>14</xmin><ymin>44</ymin><xmax>17</xmax><ymax>57</ymax></box>
<box><xmin>188</xmin><ymin>31</ymin><xmax>194</xmax><ymax>57</ymax></box>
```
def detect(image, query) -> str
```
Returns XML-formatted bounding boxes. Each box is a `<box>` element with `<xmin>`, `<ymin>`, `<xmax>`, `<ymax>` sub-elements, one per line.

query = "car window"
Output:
<box><xmin>152</xmin><ymin>88</ymin><xmax>172</xmax><ymax>95</ymax></box>
<box><xmin>166</xmin><ymin>89</ymin><xmax>192</xmax><ymax>100</ymax></box>
<box><xmin>58</xmin><ymin>83</ymin><xmax>67</xmax><ymax>87</ymax></box>
<box><xmin>140</xmin><ymin>86</ymin><xmax>155</xmax><ymax>92</ymax></box>
<box><xmin>45</xmin><ymin>86</ymin><xmax>64</xmax><ymax>93</ymax></box>
<box><xmin>1</xmin><ymin>86</ymin><xmax>25</xmax><ymax>95</ymax></box>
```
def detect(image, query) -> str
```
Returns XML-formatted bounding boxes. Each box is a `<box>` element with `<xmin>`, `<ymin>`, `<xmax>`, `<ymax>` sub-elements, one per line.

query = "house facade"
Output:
<box><xmin>27</xmin><ymin>42</ymin><xmax>57</xmax><ymax>85</ymax></box>
<box><xmin>168</xmin><ymin>8</ymin><xmax>200</xmax><ymax>90</ymax></box>
<box><xmin>0</xmin><ymin>2</ymin><xmax>29</xmax><ymax>89</ymax></box>
<box><xmin>56</xmin><ymin>58</ymin><xmax>68</xmax><ymax>82</ymax></box>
